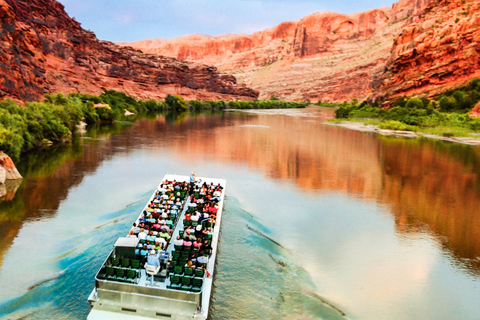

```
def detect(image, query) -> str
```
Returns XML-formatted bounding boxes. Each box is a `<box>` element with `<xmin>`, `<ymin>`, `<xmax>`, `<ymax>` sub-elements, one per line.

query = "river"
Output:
<box><xmin>0</xmin><ymin>108</ymin><xmax>479</xmax><ymax>320</ymax></box>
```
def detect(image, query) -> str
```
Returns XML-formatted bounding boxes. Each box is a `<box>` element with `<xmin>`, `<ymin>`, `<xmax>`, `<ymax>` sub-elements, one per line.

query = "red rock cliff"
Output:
<box><xmin>0</xmin><ymin>0</ymin><xmax>258</xmax><ymax>102</ymax></box>
<box><xmin>124</xmin><ymin>0</ymin><xmax>435</xmax><ymax>102</ymax></box>
<box><xmin>372</xmin><ymin>0</ymin><xmax>480</xmax><ymax>102</ymax></box>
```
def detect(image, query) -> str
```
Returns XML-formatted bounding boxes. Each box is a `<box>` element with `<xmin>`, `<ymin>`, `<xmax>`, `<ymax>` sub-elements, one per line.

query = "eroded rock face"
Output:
<box><xmin>372</xmin><ymin>0</ymin><xmax>480</xmax><ymax>103</ymax></box>
<box><xmin>0</xmin><ymin>0</ymin><xmax>258</xmax><ymax>102</ymax></box>
<box><xmin>124</xmin><ymin>0</ymin><xmax>435</xmax><ymax>102</ymax></box>
<box><xmin>0</xmin><ymin>153</ymin><xmax>22</xmax><ymax>182</ymax></box>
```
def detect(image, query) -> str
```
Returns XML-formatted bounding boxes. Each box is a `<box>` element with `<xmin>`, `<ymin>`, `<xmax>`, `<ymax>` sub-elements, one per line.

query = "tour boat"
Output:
<box><xmin>87</xmin><ymin>174</ymin><xmax>226</xmax><ymax>320</ymax></box>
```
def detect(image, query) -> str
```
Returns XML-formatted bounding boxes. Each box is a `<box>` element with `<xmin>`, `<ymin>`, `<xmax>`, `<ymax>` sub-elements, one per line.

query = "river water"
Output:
<box><xmin>0</xmin><ymin>108</ymin><xmax>479</xmax><ymax>320</ymax></box>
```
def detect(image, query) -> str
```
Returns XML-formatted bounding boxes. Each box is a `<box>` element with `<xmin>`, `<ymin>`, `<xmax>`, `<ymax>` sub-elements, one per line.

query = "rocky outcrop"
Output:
<box><xmin>124</xmin><ymin>0</ymin><xmax>435</xmax><ymax>102</ymax></box>
<box><xmin>372</xmin><ymin>0</ymin><xmax>480</xmax><ymax>103</ymax></box>
<box><xmin>0</xmin><ymin>0</ymin><xmax>258</xmax><ymax>102</ymax></box>
<box><xmin>0</xmin><ymin>153</ymin><xmax>22</xmax><ymax>182</ymax></box>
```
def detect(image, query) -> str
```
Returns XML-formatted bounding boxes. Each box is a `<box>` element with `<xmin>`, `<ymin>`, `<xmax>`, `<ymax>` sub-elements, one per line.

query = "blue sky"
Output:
<box><xmin>58</xmin><ymin>0</ymin><xmax>397</xmax><ymax>42</ymax></box>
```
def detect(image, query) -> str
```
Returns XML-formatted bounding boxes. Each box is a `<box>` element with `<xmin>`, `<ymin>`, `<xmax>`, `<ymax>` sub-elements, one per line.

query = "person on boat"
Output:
<box><xmin>127</xmin><ymin>230</ymin><xmax>137</xmax><ymax>238</ymax></box>
<box><xmin>183</xmin><ymin>239</ymin><xmax>192</xmax><ymax>250</ymax></box>
<box><xmin>183</xmin><ymin>229</ymin><xmax>197</xmax><ymax>241</ymax></box>
<box><xmin>202</xmin><ymin>240</ymin><xmax>212</xmax><ymax>254</ymax></box>
<box><xmin>197</xmin><ymin>251</ymin><xmax>209</xmax><ymax>265</ymax></box>
<box><xmin>131</xmin><ymin>223</ymin><xmax>141</xmax><ymax>235</ymax></box>
<box><xmin>193</xmin><ymin>238</ymin><xmax>202</xmax><ymax>250</ymax></box>
<box><xmin>173</xmin><ymin>236</ymin><xmax>183</xmax><ymax>246</ymax></box>
<box><xmin>140</xmin><ymin>245</ymin><xmax>149</xmax><ymax>256</ymax></box>
<box><xmin>145</xmin><ymin>240</ymin><xmax>154</xmax><ymax>250</ymax></box>
<box><xmin>159</xmin><ymin>229</ymin><xmax>171</xmax><ymax>241</ymax></box>
<box><xmin>191</xmin><ymin>212</ymin><xmax>200</xmax><ymax>222</ymax></box>
<box><xmin>185</xmin><ymin>260</ymin><xmax>195</xmax><ymax>268</ymax></box>
<box><xmin>138</xmin><ymin>228</ymin><xmax>147</xmax><ymax>240</ymax></box>
<box><xmin>146</xmin><ymin>231</ymin><xmax>156</xmax><ymax>242</ymax></box>
<box><xmin>146</xmin><ymin>249</ymin><xmax>160</xmax><ymax>270</ymax></box>
<box><xmin>155</xmin><ymin>235</ymin><xmax>167</xmax><ymax>248</ymax></box>
<box><xmin>154</xmin><ymin>242</ymin><xmax>163</xmax><ymax>251</ymax></box>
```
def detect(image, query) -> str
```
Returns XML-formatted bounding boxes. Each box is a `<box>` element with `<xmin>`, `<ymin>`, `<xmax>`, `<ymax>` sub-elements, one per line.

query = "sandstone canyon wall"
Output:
<box><xmin>0</xmin><ymin>0</ymin><xmax>258</xmax><ymax>102</ymax></box>
<box><xmin>124</xmin><ymin>0</ymin><xmax>479</xmax><ymax>103</ymax></box>
<box><xmin>372</xmin><ymin>0</ymin><xmax>480</xmax><ymax>102</ymax></box>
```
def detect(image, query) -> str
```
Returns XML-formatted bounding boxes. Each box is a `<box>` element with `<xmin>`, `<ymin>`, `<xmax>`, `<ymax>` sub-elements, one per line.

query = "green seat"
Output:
<box><xmin>178</xmin><ymin>257</ymin><xmax>188</xmax><ymax>266</ymax></box>
<box><xmin>140</xmin><ymin>239</ymin><xmax>146</xmax><ymax>245</ymax></box>
<box><xmin>195</xmin><ymin>268</ymin><xmax>204</xmax><ymax>277</ymax></box>
<box><xmin>191</xmin><ymin>277</ymin><xmax>203</xmax><ymax>292</ymax></box>
<box><xmin>205</xmin><ymin>234</ymin><xmax>212</xmax><ymax>240</ymax></box>
<box><xmin>179</xmin><ymin>231</ymin><xmax>184</xmax><ymax>238</ymax></box>
<box><xmin>174</xmin><ymin>244</ymin><xmax>183</xmax><ymax>251</ymax></box>
<box><xmin>115</xmin><ymin>267</ymin><xmax>126</xmax><ymax>282</ymax></box>
<box><xmin>131</xmin><ymin>259</ymin><xmax>140</xmax><ymax>269</ymax></box>
<box><xmin>181</xmin><ymin>251</ymin><xmax>190</xmax><ymax>259</ymax></box>
<box><xmin>184</xmin><ymin>267</ymin><xmax>194</xmax><ymax>278</ymax></box>
<box><xmin>188</xmin><ymin>206</ymin><xmax>195</xmax><ymax>213</ymax></box>
<box><xmin>180</xmin><ymin>191</ymin><xmax>186</xmax><ymax>198</ymax></box>
<box><xmin>183</xmin><ymin>219</ymin><xmax>191</xmax><ymax>227</ymax></box>
<box><xmin>191</xmin><ymin>221</ymin><xmax>198</xmax><ymax>227</ymax></box>
<box><xmin>194</xmin><ymin>192</ymin><xmax>199</xmax><ymax>198</ymax></box>
<box><xmin>111</xmin><ymin>257</ymin><xmax>120</xmax><ymax>267</ymax></box>
<box><xmin>174</xmin><ymin>265</ymin><xmax>184</xmax><ymax>276</ymax></box>
<box><xmin>168</xmin><ymin>275</ymin><xmax>182</xmax><ymax>290</ymax></box>
<box><xmin>126</xmin><ymin>269</ymin><xmax>137</xmax><ymax>283</ymax></box>
<box><xmin>180</xmin><ymin>276</ymin><xmax>192</xmax><ymax>291</ymax></box>
<box><xmin>106</xmin><ymin>266</ymin><xmax>115</xmax><ymax>280</ymax></box>
<box><xmin>121</xmin><ymin>258</ymin><xmax>130</xmax><ymax>268</ymax></box>
<box><xmin>173</xmin><ymin>250</ymin><xmax>181</xmax><ymax>259</ymax></box>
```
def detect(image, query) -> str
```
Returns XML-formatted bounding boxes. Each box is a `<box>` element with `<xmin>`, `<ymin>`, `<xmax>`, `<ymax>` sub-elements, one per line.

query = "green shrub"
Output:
<box><xmin>378</xmin><ymin>120</ymin><xmax>416</xmax><ymax>131</ymax></box>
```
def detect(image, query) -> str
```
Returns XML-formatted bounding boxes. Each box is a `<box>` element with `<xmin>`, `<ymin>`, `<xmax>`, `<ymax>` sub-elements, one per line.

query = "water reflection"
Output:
<box><xmin>0</xmin><ymin>109</ymin><xmax>478</xmax><ymax>319</ymax></box>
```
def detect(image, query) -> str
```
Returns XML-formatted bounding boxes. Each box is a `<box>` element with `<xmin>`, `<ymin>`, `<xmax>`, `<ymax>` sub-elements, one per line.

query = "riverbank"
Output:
<box><xmin>329</xmin><ymin>120</ymin><xmax>480</xmax><ymax>145</ymax></box>
<box><xmin>0</xmin><ymin>91</ymin><xmax>306</xmax><ymax>161</ymax></box>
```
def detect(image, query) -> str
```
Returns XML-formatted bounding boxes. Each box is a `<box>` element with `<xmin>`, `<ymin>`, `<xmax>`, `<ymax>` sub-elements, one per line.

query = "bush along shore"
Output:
<box><xmin>334</xmin><ymin>78</ymin><xmax>480</xmax><ymax>138</ymax></box>
<box><xmin>0</xmin><ymin>91</ymin><xmax>307</xmax><ymax>161</ymax></box>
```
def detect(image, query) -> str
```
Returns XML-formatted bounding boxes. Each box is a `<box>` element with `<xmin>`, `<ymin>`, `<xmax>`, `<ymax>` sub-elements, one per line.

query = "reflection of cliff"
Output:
<box><xmin>380</xmin><ymin>139</ymin><xmax>480</xmax><ymax>273</ymax></box>
<box><xmin>136</xmin><ymin>113</ymin><xmax>480</xmax><ymax>274</ymax></box>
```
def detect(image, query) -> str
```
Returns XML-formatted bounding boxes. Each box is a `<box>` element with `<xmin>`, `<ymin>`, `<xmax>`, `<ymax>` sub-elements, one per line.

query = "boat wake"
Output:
<box><xmin>210</xmin><ymin>195</ymin><xmax>348</xmax><ymax>320</ymax></box>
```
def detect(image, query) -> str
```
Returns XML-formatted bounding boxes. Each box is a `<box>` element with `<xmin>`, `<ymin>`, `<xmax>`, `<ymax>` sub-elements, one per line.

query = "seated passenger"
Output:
<box><xmin>185</xmin><ymin>260</ymin><xmax>195</xmax><ymax>268</ymax></box>
<box><xmin>138</xmin><ymin>228</ymin><xmax>147</xmax><ymax>240</ymax></box>
<box><xmin>202</xmin><ymin>240</ymin><xmax>212</xmax><ymax>253</ymax></box>
<box><xmin>140</xmin><ymin>245</ymin><xmax>149</xmax><ymax>256</ymax></box>
<box><xmin>146</xmin><ymin>249</ymin><xmax>160</xmax><ymax>269</ymax></box>
<box><xmin>173</xmin><ymin>236</ymin><xmax>183</xmax><ymax>246</ymax></box>
<box><xmin>193</xmin><ymin>238</ymin><xmax>202</xmax><ymax>250</ymax></box>
<box><xmin>191</xmin><ymin>212</ymin><xmax>200</xmax><ymax>222</ymax></box>
<box><xmin>197</xmin><ymin>251</ymin><xmax>209</xmax><ymax>265</ymax></box>
<box><xmin>131</xmin><ymin>223</ymin><xmax>141</xmax><ymax>235</ymax></box>
<box><xmin>183</xmin><ymin>230</ymin><xmax>197</xmax><ymax>241</ymax></box>
<box><xmin>160</xmin><ymin>223</ymin><xmax>171</xmax><ymax>233</ymax></box>
<box><xmin>154</xmin><ymin>242</ymin><xmax>163</xmax><ymax>251</ymax></box>
<box><xmin>145</xmin><ymin>240</ymin><xmax>154</xmax><ymax>250</ymax></box>
<box><xmin>146</xmin><ymin>231</ymin><xmax>156</xmax><ymax>242</ymax></box>
<box><xmin>127</xmin><ymin>230</ymin><xmax>137</xmax><ymax>238</ymax></box>
<box><xmin>183</xmin><ymin>239</ymin><xmax>192</xmax><ymax>249</ymax></box>
<box><xmin>159</xmin><ymin>230</ymin><xmax>171</xmax><ymax>241</ymax></box>
<box><xmin>155</xmin><ymin>235</ymin><xmax>167</xmax><ymax>247</ymax></box>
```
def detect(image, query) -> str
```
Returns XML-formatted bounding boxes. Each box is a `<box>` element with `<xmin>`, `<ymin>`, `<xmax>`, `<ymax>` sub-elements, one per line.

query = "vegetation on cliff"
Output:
<box><xmin>0</xmin><ymin>91</ymin><xmax>306</xmax><ymax>161</ymax></box>
<box><xmin>334</xmin><ymin>79</ymin><xmax>480</xmax><ymax>136</ymax></box>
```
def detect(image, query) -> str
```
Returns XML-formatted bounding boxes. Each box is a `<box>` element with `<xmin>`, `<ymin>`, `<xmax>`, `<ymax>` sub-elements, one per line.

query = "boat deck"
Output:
<box><xmin>88</xmin><ymin>174</ymin><xmax>226</xmax><ymax>320</ymax></box>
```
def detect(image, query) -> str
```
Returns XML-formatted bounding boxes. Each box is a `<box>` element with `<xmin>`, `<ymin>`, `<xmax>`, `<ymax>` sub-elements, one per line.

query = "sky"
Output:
<box><xmin>58</xmin><ymin>0</ymin><xmax>397</xmax><ymax>42</ymax></box>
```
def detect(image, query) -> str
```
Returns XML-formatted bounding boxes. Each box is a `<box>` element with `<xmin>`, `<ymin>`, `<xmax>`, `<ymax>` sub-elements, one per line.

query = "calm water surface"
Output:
<box><xmin>0</xmin><ymin>108</ymin><xmax>479</xmax><ymax>320</ymax></box>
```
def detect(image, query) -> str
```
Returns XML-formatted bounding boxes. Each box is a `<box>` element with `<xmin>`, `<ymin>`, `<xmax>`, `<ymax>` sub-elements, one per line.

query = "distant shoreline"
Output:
<box><xmin>328</xmin><ymin>121</ymin><xmax>480</xmax><ymax>146</ymax></box>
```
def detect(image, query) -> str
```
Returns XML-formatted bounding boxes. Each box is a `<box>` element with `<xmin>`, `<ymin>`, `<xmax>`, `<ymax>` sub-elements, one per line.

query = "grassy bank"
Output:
<box><xmin>334</xmin><ymin>78</ymin><xmax>480</xmax><ymax>137</ymax></box>
<box><xmin>0</xmin><ymin>91</ymin><xmax>306</xmax><ymax>161</ymax></box>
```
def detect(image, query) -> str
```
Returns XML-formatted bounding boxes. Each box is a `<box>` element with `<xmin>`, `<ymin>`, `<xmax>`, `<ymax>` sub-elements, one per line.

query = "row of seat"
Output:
<box><xmin>167</xmin><ymin>275</ymin><xmax>203</xmax><ymax>292</ymax></box>
<box><xmin>98</xmin><ymin>266</ymin><xmax>140</xmax><ymax>284</ymax></box>
<box><xmin>108</xmin><ymin>257</ymin><xmax>142</xmax><ymax>269</ymax></box>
